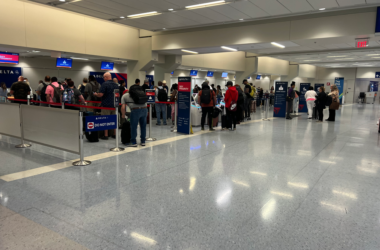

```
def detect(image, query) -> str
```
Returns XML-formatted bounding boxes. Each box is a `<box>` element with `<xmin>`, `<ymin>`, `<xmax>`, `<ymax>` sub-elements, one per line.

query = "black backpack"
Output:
<box><xmin>90</xmin><ymin>81</ymin><xmax>101</xmax><ymax>101</ymax></box>
<box><xmin>40</xmin><ymin>83</ymin><xmax>48</xmax><ymax>102</ymax></box>
<box><xmin>201</xmin><ymin>89</ymin><xmax>211</xmax><ymax>104</ymax></box>
<box><xmin>129</xmin><ymin>85</ymin><xmax>148</xmax><ymax>104</ymax></box>
<box><xmin>157</xmin><ymin>88</ymin><xmax>168</xmax><ymax>102</ymax></box>
<box><xmin>79</xmin><ymin>84</ymin><xmax>86</xmax><ymax>94</ymax></box>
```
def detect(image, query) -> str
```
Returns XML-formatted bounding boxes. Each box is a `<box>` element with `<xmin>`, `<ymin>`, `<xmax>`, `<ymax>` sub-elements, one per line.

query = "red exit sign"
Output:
<box><xmin>356</xmin><ymin>40</ymin><xmax>368</xmax><ymax>48</ymax></box>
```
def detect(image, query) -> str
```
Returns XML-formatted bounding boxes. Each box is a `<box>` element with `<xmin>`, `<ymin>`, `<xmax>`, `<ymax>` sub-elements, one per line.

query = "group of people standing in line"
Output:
<box><xmin>287</xmin><ymin>81</ymin><xmax>340</xmax><ymax>122</ymax></box>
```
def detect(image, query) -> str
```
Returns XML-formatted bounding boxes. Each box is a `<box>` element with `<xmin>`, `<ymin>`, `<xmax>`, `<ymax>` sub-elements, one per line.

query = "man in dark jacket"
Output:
<box><xmin>10</xmin><ymin>76</ymin><xmax>31</xmax><ymax>104</ymax></box>
<box><xmin>286</xmin><ymin>82</ymin><xmax>296</xmax><ymax>120</ymax></box>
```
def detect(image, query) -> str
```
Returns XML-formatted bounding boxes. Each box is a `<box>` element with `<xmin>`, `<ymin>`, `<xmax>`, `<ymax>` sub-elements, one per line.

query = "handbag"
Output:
<box><xmin>330</xmin><ymin>95</ymin><xmax>340</xmax><ymax>110</ymax></box>
<box><xmin>229</xmin><ymin>100</ymin><xmax>237</xmax><ymax>111</ymax></box>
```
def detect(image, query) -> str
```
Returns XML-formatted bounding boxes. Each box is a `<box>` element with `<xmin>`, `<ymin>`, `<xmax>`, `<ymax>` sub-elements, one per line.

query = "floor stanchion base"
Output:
<box><xmin>146</xmin><ymin>138</ymin><xmax>157</xmax><ymax>141</ymax></box>
<box><xmin>110</xmin><ymin>147</ymin><xmax>125</xmax><ymax>152</ymax></box>
<box><xmin>15</xmin><ymin>144</ymin><xmax>32</xmax><ymax>148</ymax></box>
<box><xmin>72</xmin><ymin>160</ymin><xmax>91</xmax><ymax>166</ymax></box>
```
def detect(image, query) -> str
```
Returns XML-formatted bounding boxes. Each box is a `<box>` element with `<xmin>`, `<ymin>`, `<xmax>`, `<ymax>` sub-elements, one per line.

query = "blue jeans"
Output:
<box><xmin>130</xmin><ymin>108</ymin><xmax>148</xmax><ymax>144</ymax></box>
<box><xmin>155</xmin><ymin>103</ymin><xmax>167</xmax><ymax>125</ymax></box>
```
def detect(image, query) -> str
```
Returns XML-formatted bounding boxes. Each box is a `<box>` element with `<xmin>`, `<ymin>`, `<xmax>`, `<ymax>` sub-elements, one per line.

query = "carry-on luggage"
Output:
<box><xmin>251</xmin><ymin>100</ymin><xmax>256</xmax><ymax>113</ymax></box>
<box><xmin>83</xmin><ymin>112</ymin><xmax>99</xmax><ymax>143</ymax></box>
<box><xmin>313</xmin><ymin>107</ymin><xmax>318</xmax><ymax>120</ymax></box>
<box><xmin>213</xmin><ymin>116</ymin><xmax>219</xmax><ymax>127</ymax></box>
<box><xmin>121</xmin><ymin>120</ymin><xmax>131</xmax><ymax>144</ymax></box>
<box><xmin>222</xmin><ymin>107</ymin><xmax>232</xmax><ymax>129</ymax></box>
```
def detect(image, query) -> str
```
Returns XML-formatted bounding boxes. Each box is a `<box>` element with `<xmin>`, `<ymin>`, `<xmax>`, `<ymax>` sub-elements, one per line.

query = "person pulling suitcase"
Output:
<box><xmin>223</xmin><ymin>81</ymin><xmax>238</xmax><ymax>131</ymax></box>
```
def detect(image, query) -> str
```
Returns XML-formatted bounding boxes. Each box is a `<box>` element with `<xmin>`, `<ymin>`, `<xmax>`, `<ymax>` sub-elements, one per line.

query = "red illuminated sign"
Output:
<box><xmin>356</xmin><ymin>40</ymin><xmax>367</xmax><ymax>48</ymax></box>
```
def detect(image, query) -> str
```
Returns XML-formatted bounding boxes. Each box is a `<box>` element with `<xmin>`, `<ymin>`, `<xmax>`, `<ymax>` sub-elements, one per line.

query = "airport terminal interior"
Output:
<box><xmin>1</xmin><ymin>0</ymin><xmax>380</xmax><ymax>249</ymax></box>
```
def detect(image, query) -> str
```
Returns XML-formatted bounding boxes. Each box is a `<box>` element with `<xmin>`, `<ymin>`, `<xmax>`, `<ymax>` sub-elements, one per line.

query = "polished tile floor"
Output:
<box><xmin>1</xmin><ymin>104</ymin><xmax>380</xmax><ymax>249</ymax></box>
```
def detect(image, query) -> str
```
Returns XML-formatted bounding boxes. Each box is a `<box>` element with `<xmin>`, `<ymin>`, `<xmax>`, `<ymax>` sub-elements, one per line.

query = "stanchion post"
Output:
<box><xmin>262</xmin><ymin>97</ymin><xmax>270</xmax><ymax>121</ymax></box>
<box><xmin>146</xmin><ymin>105</ymin><xmax>157</xmax><ymax>141</ymax></box>
<box><xmin>27</xmin><ymin>95</ymin><xmax>30</xmax><ymax>105</ymax></box>
<box><xmin>171</xmin><ymin>101</ymin><xmax>177</xmax><ymax>132</ymax></box>
<box><xmin>62</xmin><ymin>101</ymin><xmax>65</xmax><ymax>110</ymax></box>
<box><xmin>73</xmin><ymin>112</ymin><xmax>91</xmax><ymax>166</ymax></box>
<box><xmin>110</xmin><ymin>106</ymin><xmax>125</xmax><ymax>152</ymax></box>
<box><xmin>15</xmin><ymin>104</ymin><xmax>32</xmax><ymax>148</ymax></box>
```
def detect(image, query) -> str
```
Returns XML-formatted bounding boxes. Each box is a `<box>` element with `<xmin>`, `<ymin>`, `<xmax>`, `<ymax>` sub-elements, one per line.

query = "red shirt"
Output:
<box><xmin>198</xmin><ymin>89</ymin><xmax>216</xmax><ymax>107</ymax></box>
<box><xmin>224</xmin><ymin>86</ymin><xmax>238</xmax><ymax>109</ymax></box>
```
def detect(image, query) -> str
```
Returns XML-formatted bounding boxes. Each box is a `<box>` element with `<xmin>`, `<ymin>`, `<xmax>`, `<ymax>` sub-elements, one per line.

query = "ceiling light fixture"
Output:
<box><xmin>186</xmin><ymin>1</ymin><xmax>226</xmax><ymax>9</ymax></box>
<box><xmin>59</xmin><ymin>0</ymin><xmax>65</xmax><ymax>2</ymax></box>
<box><xmin>71</xmin><ymin>57</ymin><xmax>88</xmax><ymax>60</ymax></box>
<box><xmin>239</xmin><ymin>19</ymin><xmax>244</xmax><ymax>21</ymax></box>
<box><xmin>271</xmin><ymin>42</ymin><xmax>285</xmax><ymax>48</ymax></box>
<box><xmin>367</xmin><ymin>54</ymin><xmax>380</xmax><ymax>56</ymax></box>
<box><xmin>335</xmin><ymin>58</ymin><xmax>354</xmax><ymax>60</ymax></box>
<box><xmin>181</xmin><ymin>49</ymin><xmax>198</xmax><ymax>54</ymax></box>
<box><xmin>120</xmin><ymin>16</ymin><xmax>125</xmax><ymax>19</ymax></box>
<box><xmin>372</xmin><ymin>57</ymin><xmax>380</xmax><ymax>59</ymax></box>
<box><xmin>319</xmin><ymin>8</ymin><xmax>326</xmax><ymax>10</ymax></box>
<box><xmin>327</xmin><ymin>55</ymin><xmax>346</xmax><ymax>58</ymax></box>
<box><xmin>168</xmin><ymin>9</ymin><xmax>174</xmax><ymax>11</ymax></box>
<box><xmin>221</xmin><ymin>46</ymin><xmax>237</xmax><ymax>52</ymax></box>
<box><xmin>304</xmin><ymin>60</ymin><xmax>320</xmax><ymax>62</ymax></box>
<box><xmin>127</xmin><ymin>11</ymin><xmax>161</xmax><ymax>19</ymax></box>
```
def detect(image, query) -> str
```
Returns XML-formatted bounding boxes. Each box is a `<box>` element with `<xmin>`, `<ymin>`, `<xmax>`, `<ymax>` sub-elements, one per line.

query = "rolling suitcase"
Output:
<box><xmin>313</xmin><ymin>107</ymin><xmax>318</xmax><ymax>120</ymax></box>
<box><xmin>121</xmin><ymin>120</ymin><xmax>131</xmax><ymax>144</ymax></box>
<box><xmin>83</xmin><ymin>112</ymin><xmax>99</xmax><ymax>142</ymax></box>
<box><xmin>221</xmin><ymin>108</ymin><xmax>232</xmax><ymax>129</ymax></box>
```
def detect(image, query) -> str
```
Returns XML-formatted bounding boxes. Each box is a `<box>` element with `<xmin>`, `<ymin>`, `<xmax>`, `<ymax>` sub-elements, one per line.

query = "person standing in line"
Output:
<box><xmin>235</xmin><ymin>85</ymin><xmax>245</xmax><ymax>123</ymax></box>
<box><xmin>63</xmin><ymin>80</ymin><xmax>86</xmax><ymax>110</ymax></box>
<box><xmin>162</xmin><ymin>80</ymin><xmax>169</xmax><ymax>93</ymax></box>
<box><xmin>286</xmin><ymin>82</ymin><xmax>296</xmax><ymax>120</ymax></box>
<box><xmin>93</xmin><ymin>72</ymin><xmax>119</xmax><ymax>140</ymax></box>
<box><xmin>224</xmin><ymin>81</ymin><xmax>238</xmax><ymax>131</ymax></box>
<box><xmin>142</xmin><ymin>79</ymin><xmax>150</xmax><ymax>92</ymax></box>
<box><xmin>121</xmin><ymin>79</ymin><xmax>147</xmax><ymax>147</ymax></box>
<box><xmin>10</xmin><ymin>76</ymin><xmax>31</xmax><ymax>104</ymax></box>
<box><xmin>0</xmin><ymin>82</ymin><xmax>8</xmax><ymax>101</ymax></box>
<box><xmin>45</xmin><ymin>76</ymin><xmax>63</xmax><ymax>108</ymax></box>
<box><xmin>170</xmin><ymin>83</ymin><xmax>178</xmax><ymax>126</ymax></box>
<box><xmin>193</xmin><ymin>85</ymin><xmax>199</xmax><ymax>94</ymax></box>
<box><xmin>243</xmin><ymin>79</ymin><xmax>252</xmax><ymax>120</ymax></box>
<box><xmin>211</xmin><ymin>84</ymin><xmax>217</xmax><ymax>94</ymax></box>
<box><xmin>198</xmin><ymin>82</ymin><xmax>217</xmax><ymax>131</ymax></box>
<box><xmin>85</xmin><ymin>75</ymin><xmax>101</xmax><ymax>113</ymax></box>
<box><xmin>326</xmin><ymin>84</ymin><xmax>339</xmax><ymax>122</ymax></box>
<box><xmin>113</xmin><ymin>78</ymin><xmax>119</xmax><ymax>84</ymax></box>
<box><xmin>77</xmin><ymin>78</ymin><xmax>88</xmax><ymax>99</ymax></box>
<box><xmin>216</xmin><ymin>85</ymin><xmax>223</xmax><ymax>104</ymax></box>
<box><xmin>305</xmin><ymin>86</ymin><xmax>317</xmax><ymax>119</ymax></box>
<box><xmin>316</xmin><ymin>86</ymin><xmax>327</xmax><ymax>123</ymax></box>
<box><xmin>155</xmin><ymin>81</ymin><xmax>168</xmax><ymax>126</ymax></box>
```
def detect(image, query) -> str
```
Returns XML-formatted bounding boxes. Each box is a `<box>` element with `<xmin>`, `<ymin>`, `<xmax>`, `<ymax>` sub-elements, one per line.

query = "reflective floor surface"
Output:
<box><xmin>1</xmin><ymin>104</ymin><xmax>380</xmax><ymax>249</ymax></box>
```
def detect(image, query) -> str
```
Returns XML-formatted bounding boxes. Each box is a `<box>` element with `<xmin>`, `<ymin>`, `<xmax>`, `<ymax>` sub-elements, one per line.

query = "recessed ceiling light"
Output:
<box><xmin>271</xmin><ymin>42</ymin><xmax>285</xmax><ymax>48</ymax></box>
<box><xmin>221</xmin><ymin>46</ymin><xmax>237</xmax><ymax>51</ymax></box>
<box><xmin>120</xmin><ymin>16</ymin><xmax>125</xmax><ymax>19</ymax></box>
<box><xmin>181</xmin><ymin>49</ymin><xmax>198</xmax><ymax>54</ymax></box>
<box><xmin>367</xmin><ymin>54</ymin><xmax>380</xmax><ymax>56</ymax></box>
<box><xmin>327</xmin><ymin>55</ymin><xmax>346</xmax><ymax>58</ymax></box>
<box><xmin>335</xmin><ymin>58</ymin><xmax>354</xmax><ymax>60</ymax></box>
<box><xmin>239</xmin><ymin>19</ymin><xmax>244</xmax><ymax>21</ymax></box>
<box><xmin>304</xmin><ymin>60</ymin><xmax>320</xmax><ymax>62</ymax></box>
<box><xmin>319</xmin><ymin>8</ymin><xmax>326</xmax><ymax>10</ymax></box>
<box><xmin>59</xmin><ymin>0</ymin><xmax>65</xmax><ymax>2</ymax></box>
<box><xmin>372</xmin><ymin>57</ymin><xmax>380</xmax><ymax>59</ymax></box>
<box><xmin>163</xmin><ymin>28</ymin><xmax>166</xmax><ymax>30</ymax></box>
<box><xmin>168</xmin><ymin>9</ymin><xmax>174</xmax><ymax>11</ymax></box>
<box><xmin>186</xmin><ymin>1</ymin><xmax>225</xmax><ymax>9</ymax></box>
<box><xmin>71</xmin><ymin>57</ymin><xmax>88</xmax><ymax>60</ymax></box>
<box><xmin>127</xmin><ymin>11</ymin><xmax>161</xmax><ymax>19</ymax></box>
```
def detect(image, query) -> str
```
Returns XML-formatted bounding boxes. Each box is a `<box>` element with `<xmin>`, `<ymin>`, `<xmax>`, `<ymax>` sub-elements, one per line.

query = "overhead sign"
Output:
<box><xmin>146</xmin><ymin>89</ymin><xmax>155</xmax><ymax>103</ymax></box>
<box><xmin>177</xmin><ymin>77</ymin><xmax>191</xmax><ymax>134</ymax></box>
<box><xmin>356</xmin><ymin>40</ymin><xmax>368</xmax><ymax>48</ymax></box>
<box><xmin>0</xmin><ymin>52</ymin><xmax>19</xmax><ymax>65</ymax></box>
<box><xmin>101</xmin><ymin>61</ymin><xmax>114</xmax><ymax>71</ymax></box>
<box><xmin>0</xmin><ymin>66</ymin><xmax>22</xmax><ymax>88</ymax></box>
<box><xmin>334</xmin><ymin>77</ymin><xmax>345</xmax><ymax>102</ymax></box>
<box><xmin>370</xmin><ymin>81</ymin><xmax>379</xmax><ymax>92</ymax></box>
<box><xmin>56</xmin><ymin>58</ymin><xmax>72</xmax><ymax>68</ymax></box>
<box><xmin>89</xmin><ymin>72</ymin><xmax>127</xmax><ymax>86</ymax></box>
<box><xmin>375</xmin><ymin>72</ymin><xmax>380</xmax><ymax>78</ymax></box>
<box><xmin>376</xmin><ymin>7</ymin><xmax>380</xmax><ymax>35</ymax></box>
<box><xmin>190</xmin><ymin>70</ymin><xmax>198</xmax><ymax>76</ymax></box>
<box><xmin>274</xmin><ymin>81</ymin><xmax>288</xmax><ymax>118</ymax></box>
<box><xmin>299</xmin><ymin>83</ymin><xmax>310</xmax><ymax>113</ymax></box>
<box><xmin>207</xmin><ymin>71</ymin><xmax>214</xmax><ymax>77</ymax></box>
<box><xmin>85</xmin><ymin>115</ymin><xmax>117</xmax><ymax>132</ymax></box>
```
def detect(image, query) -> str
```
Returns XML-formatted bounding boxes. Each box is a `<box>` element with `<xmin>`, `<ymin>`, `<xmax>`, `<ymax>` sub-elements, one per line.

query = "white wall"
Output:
<box><xmin>1</xmin><ymin>57</ymin><xmax>127</xmax><ymax>91</ymax></box>
<box><xmin>170</xmin><ymin>70</ymin><xmax>235</xmax><ymax>90</ymax></box>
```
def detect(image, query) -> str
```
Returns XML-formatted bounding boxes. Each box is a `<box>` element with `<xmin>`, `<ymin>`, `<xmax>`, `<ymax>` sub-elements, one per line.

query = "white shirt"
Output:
<box><xmin>305</xmin><ymin>90</ymin><xmax>317</xmax><ymax>101</ymax></box>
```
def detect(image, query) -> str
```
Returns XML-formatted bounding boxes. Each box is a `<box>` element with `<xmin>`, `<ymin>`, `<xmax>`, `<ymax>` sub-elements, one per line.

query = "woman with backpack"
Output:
<box><xmin>326</xmin><ymin>84</ymin><xmax>340</xmax><ymax>122</ymax></box>
<box><xmin>224</xmin><ymin>81</ymin><xmax>238</xmax><ymax>131</ymax></box>
<box><xmin>197</xmin><ymin>82</ymin><xmax>217</xmax><ymax>131</ymax></box>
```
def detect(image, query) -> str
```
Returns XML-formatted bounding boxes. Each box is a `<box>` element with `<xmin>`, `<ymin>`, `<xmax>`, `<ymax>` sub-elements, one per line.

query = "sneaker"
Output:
<box><xmin>308</xmin><ymin>117</ymin><xmax>312</xmax><ymax>119</ymax></box>
<box><xmin>209</xmin><ymin>128</ymin><xmax>215</xmax><ymax>131</ymax></box>
<box><xmin>156</xmin><ymin>123</ymin><xmax>161</xmax><ymax>126</ymax></box>
<box><xmin>286</xmin><ymin>117</ymin><xmax>292</xmax><ymax>120</ymax></box>
<box><xmin>201</xmin><ymin>127</ymin><xmax>205</xmax><ymax>131</ymax></box>
<box><xmin>141</xmin><ymin>143</ymin><xmax>146</xmax><ymax>146</ymax></box>
<box><xmin>163</xmin><ymin>124</ymin><xmax>167</xmax><ymax>126</ymax></box>
<box><xmin>100</xmin><ymin>136</ymin><xmax>109</xmax><ymax>140</ymax></box>
<box><xmin>111</xmin><ymin>135</ymin><xmax>116</xmax><ymax>139</ymax></box>
<box><xmin>247</xmin><ymin>117</ymin><xmax>251</xmax><ymax>121</ymax></box>
<box><xmin>126</xmin><ymin>143</ymin><xmax>137</xmax><ymax>147</ymax></box>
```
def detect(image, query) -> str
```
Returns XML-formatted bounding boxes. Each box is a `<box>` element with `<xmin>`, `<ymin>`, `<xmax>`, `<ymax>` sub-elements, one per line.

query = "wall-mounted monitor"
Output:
<box><xmin>171</xmin><ymin>71</ymin><xmax>174</xmax><ymax>75</ymax></box>
<box><xmin>0</xmin><ymin>52</ymin><xmax>19</xmax><ymax>65</ymax></box>
<box><xmin>207</xmin><ymin>71</ymin><xmax>214</xmax><ymax>77</ymax></box>
<box><xmin>256</xmin><ymin>75</ymin><xmax>261</xmax><ymax>80</ymax></box>
<box><xmin>221</xmin><ymin>72</ymin><xmax>228</xmax><ymax>78</ymax></box>
<box><xmin>190</xmin><ymin>70</ymin><xmax>198</xmax><ymax>76</ymax></box>
<box><xmin>56</xmin><ymin>58</ymin><xmax>72</xmax><ymax>68</ymax></box>
<box><xmin>101</xmin><ymin>61</ymin><xmax>114</xmax><ymax>71</ymax></box>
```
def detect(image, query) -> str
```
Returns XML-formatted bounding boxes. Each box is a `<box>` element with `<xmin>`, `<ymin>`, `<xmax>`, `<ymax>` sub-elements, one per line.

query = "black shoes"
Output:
<box><xmin>100</xmin><ymin>136</ymin><xmax>109</xmax><ymax>140</ymax></box>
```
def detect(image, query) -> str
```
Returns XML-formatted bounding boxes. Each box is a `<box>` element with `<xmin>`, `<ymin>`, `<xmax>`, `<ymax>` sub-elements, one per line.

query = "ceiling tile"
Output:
<box><xmin>278</xmin><ymin>0</ymin><xmax>314</xmax><ymax>12</ymax></box>
<box><xmin>249</xmin><ymin>0</ymin><xmax>291</xmax><ymax>15</ymax></box>
<box><xmin>229</xmin><ymin>1</ymin><xmax>269</xmax><ymax>18</ymax></box>
<box><xmin>191</xmin><ymin>8</ymin><xmax>233</xmax><ymax>22</ymax></box>
<box><xmin>307</xmin><ymin>0</ymin><xmax>339</xmax><ymax>9</ymax></box>
<box><xmin>211</xmin><ymin>5</ymin><xmax>250</xmax><ymax>20</ymax></box>
<box><xmin>59</xmin><ymin>4</ymin><xmax>116</xmax><ymax>19</ymax></box>
<box><xmin>173</xmin><ymin>10</ymin><xmax>215</xmax><ymax>24</ymax></box>
<box><xmin>111</xmin><ymin>0</ymin><xmax>159</xmax><ymax>13</ymax></box>
<box><xmin>84</xmin><ymin>0</ymin><xmax>141</xmax><ymax>15</ymax></box>
<box><xmin>337</xmin><ymin>0</ymin><xmax>366</xmax><ymax>7</ymax></box>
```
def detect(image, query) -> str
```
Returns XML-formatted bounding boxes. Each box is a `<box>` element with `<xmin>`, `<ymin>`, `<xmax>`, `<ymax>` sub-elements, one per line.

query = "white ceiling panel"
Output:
<box><xmin>278</xmin><ymin>0</ymin><xmax>315</xmax><ymax>12</ymax></box>
<box><xmin>111</xmin><ymin>0</ymin><xmax>158</xmax><ymax>13</ymax></box>
<box><xmin>174</xmin><ymin>10</ymin><xmax>215</xmax><ymax>24</ymax></box>
<box><xmin>164</xmin><ymin>0</ymin><xmax>198</xmax><ymax>7</ymax></box>
<box><xmin>366</xmin><ymin>0</ymin><xmax>380</xmax><ymax>3</ymax></box>
<box><xmin>137</xmin><ymin>0</ymin><xmax>183</xmax><ymax>9</ymax></box>
<box><xmin>249</xmin><ymin>0</ymin><xmax>291</xmax><ymax>15</ymax></box>
<box><xmin>337</xmin><ymin>0</ymin><xmax>366</xmax><ymax>7</ymax></box>
<box><xmin>59</xmin><ymin>4</ymin><xmax>116</xmax><ymax>19</ymax></box>
<box><xmin>84</xmin><ymin>0</ymin><xmax>141</xmax><ymax>16</ymax></box>
<box><xmin>146</xmin><ymin>13</ymin><xmax>201</xmax><ymax>27</ymax></box>
<box><xmin>230</xmin><ymin>1</ymin><xmax>269</xmax><ymax>18</ymax></box>
<box><xmin>211</xmin><ymin>5</ymin><xmax>250</xmax><ymax>20</ymax></box>
<box><xmin>307</xmin><ymin>0</ymin><xmax>339</xmax><ymax>9</ymax></box>
<box><xmin>191</xmin><ymin>8</ymin><xmax>233</xmax><ymax>22</ymax></box>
